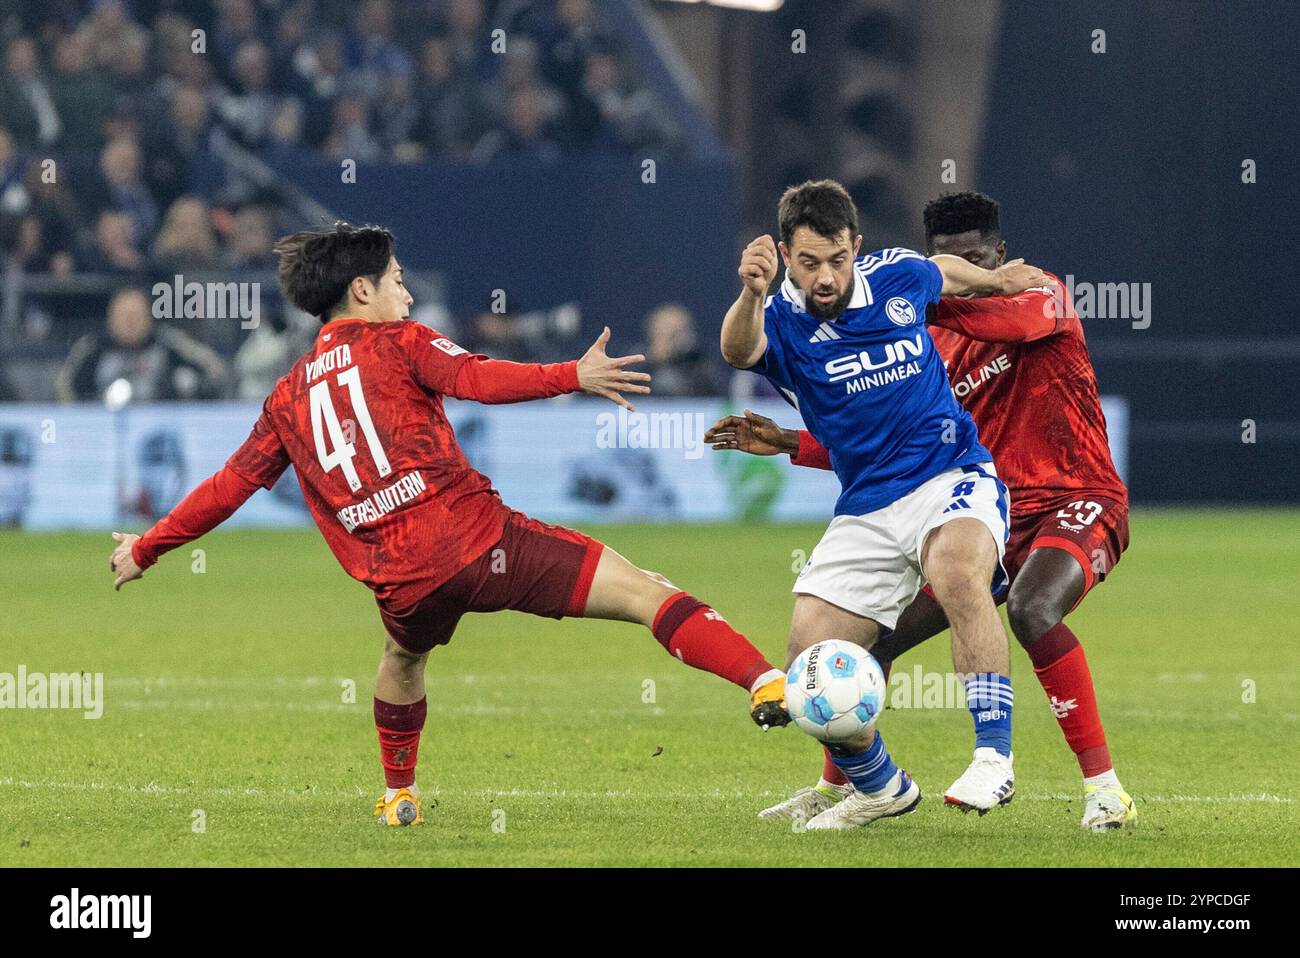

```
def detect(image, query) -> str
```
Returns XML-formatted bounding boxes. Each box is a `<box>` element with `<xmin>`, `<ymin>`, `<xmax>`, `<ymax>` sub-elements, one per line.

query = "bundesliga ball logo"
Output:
<box><xmin>785</xmin><ymin>639</ymin><xmax>887</xmax><ymax>742</ymax></box>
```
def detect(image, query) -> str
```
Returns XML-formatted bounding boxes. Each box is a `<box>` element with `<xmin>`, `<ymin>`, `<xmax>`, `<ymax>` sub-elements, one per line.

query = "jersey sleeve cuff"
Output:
<box><xmin>131</xmin><ymin>538</ymin><xmax>158</xmax><ymax>571</ymax></box>
<box><xmin>560</xmin><ymin>360</ymin><xmax>581</xmax><ymax>394</ymax></box>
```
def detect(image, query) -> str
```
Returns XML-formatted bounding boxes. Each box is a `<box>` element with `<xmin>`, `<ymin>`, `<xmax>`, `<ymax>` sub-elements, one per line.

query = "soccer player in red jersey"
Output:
<box><xmin>706</xmin><ymin>192</ymin><xmax>1135</xmax><ymax>830</ymax></box>
<box><xmin>107</xmin><ymin>223</ymin><xmax>788</xmax><ymax>826</ymax></box>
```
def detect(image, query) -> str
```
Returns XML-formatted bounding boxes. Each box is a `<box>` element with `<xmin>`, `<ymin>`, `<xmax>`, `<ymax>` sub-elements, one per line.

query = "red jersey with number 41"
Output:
<box><xmin>925</xmin><ymin>273</ymin><xmax>1127</xmax><ymax>516</ymax></box>
<box><xmin>221</xmin><ymin>317</ymin><xmax>579</xmax><ymax>609</ymax></box>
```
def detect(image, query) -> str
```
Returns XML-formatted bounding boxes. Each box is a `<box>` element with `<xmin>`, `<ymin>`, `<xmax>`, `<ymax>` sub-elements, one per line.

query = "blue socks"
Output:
<box><xmin>965</xmin><ymin>673</ymin><xmax>1013</xmax><ymax>756</ymax></box>
<box><xmin>830</xmin><ymin>732</ymin><xmax>899</xmax><ymax>795</ymax></box>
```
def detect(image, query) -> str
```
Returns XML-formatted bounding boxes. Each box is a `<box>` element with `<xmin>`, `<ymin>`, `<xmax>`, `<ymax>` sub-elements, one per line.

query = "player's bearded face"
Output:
<box><xmin>783</xmin><ymin>228</ymin><xmax>861</xmax><ymax>320</ymax></box>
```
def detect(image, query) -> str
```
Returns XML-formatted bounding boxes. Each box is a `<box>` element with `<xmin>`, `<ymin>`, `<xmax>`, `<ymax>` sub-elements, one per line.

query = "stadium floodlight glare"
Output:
<box><xmin>658</xmin><ymin>0</ymin><xmax>785</xmax><ymax>11</ymax></box>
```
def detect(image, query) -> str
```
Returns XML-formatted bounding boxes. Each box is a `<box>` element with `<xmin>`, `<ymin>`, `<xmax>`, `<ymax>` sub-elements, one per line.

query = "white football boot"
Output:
<box><xmin>804</xmin><ymin>770</ymin><xmax>921</xmax><ymax>830</ymax></box>
<box><xmin>944</xmin><ymin>747</ymin><xmax>1015</xmax><ymax>814</ymax></box>
<box><xmin>757</xmin><ymin>781</ymin><xmax>853</xmax><ymax>821</ymax></box>
<box><xmin>1081</xmin><ymin>783</ymin><xmax>1137</xmax><ymax>831</ymax></box>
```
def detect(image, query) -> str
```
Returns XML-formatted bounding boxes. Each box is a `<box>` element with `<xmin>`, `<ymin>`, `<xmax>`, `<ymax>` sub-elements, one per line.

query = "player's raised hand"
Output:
<box><xmin>109</xmin><ymin>531</ymin><xmax>144</xmax><ymax>591</ymax></box>
<box><xmin>738</xmin><ymin>235</ymin><xmax>779</xmax><ymax>297</ymax></box>
<box><xmin>704</xmin><ymin>409</ymin><xmax>797</xmax><ymax>456</ymax></box>
<box><xmin>577</xmin><ymin>326</ymin><xmax>652</xmax><ymax>411</ymax></box>
<box><xmin>992</xmin><ymin>258</ymin><xmax>1051</xmax><ymax>295</ymax></box>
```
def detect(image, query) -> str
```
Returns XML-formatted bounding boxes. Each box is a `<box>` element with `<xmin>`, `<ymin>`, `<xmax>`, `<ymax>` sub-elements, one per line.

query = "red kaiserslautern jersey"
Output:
<box><xmin>926</xmin><ymin>272</ymin><xmax>1127</xmax><ymax>516</ymax></box>
<box><xmin>134</xmin><ymin>317</ymin><xmax>579</xmax><ymax>611</ymax></box>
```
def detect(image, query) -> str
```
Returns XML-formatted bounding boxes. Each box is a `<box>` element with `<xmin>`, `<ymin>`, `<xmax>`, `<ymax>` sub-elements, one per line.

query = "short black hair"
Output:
<box><xmin>923</xmin><ymin>191</ymin><xmax>1000</xmax><ymax>242</ymax></box>
<box><xmin>777</xmin><ymin>179</ymin><xmax>859</xmax><ymax>247</ymax></box>
<box><xmin>273</xmin><ymin>222</ymin><xmax>395</xmax><ymax>321</ymax></box>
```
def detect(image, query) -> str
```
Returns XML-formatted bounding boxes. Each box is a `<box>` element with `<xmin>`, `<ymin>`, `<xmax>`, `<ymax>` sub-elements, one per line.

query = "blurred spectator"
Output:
<box><xmin>214</xmin><ymin>40</ymin><xmax>280</xmax><ymax>148</ymax></box>
<box><xmin>94</xmin><ymin>138</ymin><xmax>159</xmax><ymax>246</ymax></box>
<box><xmin>582</xmin><ymin>46</ymin><xmax>680</xmax><ymax>155</ymax></box>
<box><xmin>6</xmin><ymin>216</ymin><xmax>74</xmax><ymax>276</ymax></box>
<box><xmin>226</xmin><ymin>206</ymin><xmax>278</xmax><ymax>270</ymax></box>
<box><xmin>470</xmin><ymin>85</ymin><xmax>562</xmax><ymax>163</ymax></box>
<box><xmin>413</xmin><ymin>36</ymin><xmax>491</xmax><ymax>159</ymax></box>
<box><xmin>152</xmin><ymin>196</ymin><xmax>223</xmax><ymax>273</ymax></box>
<box><xmin>57</xmin><ymin>288</ymin><xmax>229</xmax><ymax>402</ymax></box>
<box><xmin>0</xmin><ymin>36</ymin><xmax>61</xmax><ymax>148</ymax></box>
<box><xmin>348</xmin><ymin>0</ymin><xmax>413</xmax><ymax>101</ymax></box>
<box><xmin>641</xmin><ymin>304</ymin><xmax>715</xmax><ymax>397</ymax></box>
<box><xmin>80</xmin><ymin>0</ymin><xmax>150</xmax><ymax>76</ymax></box>
<box><xmin>323</xmin><ymin>93</ymin><xmax>382</xmax><ymax>162</ymax></box>
<box><xmin>212</xmin><ymin>0</ymin><xmax>263</xmax><ymax>87</ymax></box>
<box><xmin>375</xmin><ymin>72</ymin><xmax>422</xmax><ymax>158</ymax></box>
<box><xmin>233</xmin><ymin>307</ymin><xmax>317</xmax><ymax>400</ymax></box>
<box><xmin>49</xmin><ymin>31</ymin><xmax>114</xmax><ymax>150</ymax></box>
<box><xmin>19</xmin><ymin>160</ymin><xmax>81</xmax><ymax>267</ymax></box>
<box><xmin>443</xmin><ymin>0</ymin><xmax>491</xmax><ymax>79</ymax></box>
<box><xmin>77</xmin><ymin>211</ymin><xmax>148</xmax><ymax>276</ymax></box>
<box><xmin>148</xmin><ymin>85</ymin><xmax>214</xmax><ymax>209</ymax></box>
<box><xmin>465</xmin><ymin>299</ymin><xmax>582</xmax><ymax>363</ymax></box>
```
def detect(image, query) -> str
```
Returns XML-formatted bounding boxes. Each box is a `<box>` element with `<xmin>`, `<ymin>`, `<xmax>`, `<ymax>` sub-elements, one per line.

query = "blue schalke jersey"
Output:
<box><xmin>749</xmin><ymin>248</ymin><xmax>992</xmax><ymax>516</ymax></box>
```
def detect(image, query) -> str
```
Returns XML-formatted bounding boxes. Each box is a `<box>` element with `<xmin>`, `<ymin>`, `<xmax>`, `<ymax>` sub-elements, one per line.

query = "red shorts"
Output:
<box><xmin>919</xmin><ymin>495</ymin><xmax>1128</xmax><ymax>612</ymax></box>
<box><xmin>1002</xmin><ymin>496</ymin><xmax>1129</xmax><ymax>608</ymax></box>
<box><xmin>379</xmin><ymin>511</ymin><xmax>604</xmax><ymax>654</ymax></box>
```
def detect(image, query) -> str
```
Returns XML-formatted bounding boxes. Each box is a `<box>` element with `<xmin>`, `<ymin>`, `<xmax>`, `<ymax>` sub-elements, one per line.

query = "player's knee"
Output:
<box><xmin>383</xmin><ymin>637</ymin><xmax>427</xmax><ymax>672</ymax></box>
<box><xmin>640</xmin><ymin>568</ymin><xmax>677</xmax><ymax>591</ymax></box>
<box><xmin>1006</xmin><ymin>588</ymin><xmax>1061</xmax><ymax>646</ymax></box>
<box><xmin>926</xmin><ymin>563</ymin><xmax>988</xmax><ymax>614</ymax></box>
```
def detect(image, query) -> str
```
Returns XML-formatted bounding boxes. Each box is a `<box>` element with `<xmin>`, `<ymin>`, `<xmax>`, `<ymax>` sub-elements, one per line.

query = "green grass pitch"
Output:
<box><xmin>2</xmin><ymin>510</ymin><xmax>1298</xmax><ymax>867</ymax></box>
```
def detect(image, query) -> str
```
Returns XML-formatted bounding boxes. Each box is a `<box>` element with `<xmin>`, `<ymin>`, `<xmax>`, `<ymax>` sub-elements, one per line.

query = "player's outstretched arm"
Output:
<box><xmin>705</xmin><ymin>410</ymin><xmax>833</xmax><ymax>471</ymax></box>
<box><xmin>705</xmin><ymin>409</ymin><xmax>797</xmax><ymax>456</ymax></box>
<box><xmin>108</xmin><ymin>465</ymin><xmax>265</xmax><ymax>591</ymax></box>
<box><xmin>721</xmin><ymin>235</ymin><xmax>777</xmax><ymax>368</ymax></box>
<box><xmin>930</xmin><ymin>254</ymin><xmax>1050</xmax><ymax>298</ymax></box>
<box><xmin>437</xmin><ymin>327</ymin><xmax>649</xmax><ymax>409</ymax></box>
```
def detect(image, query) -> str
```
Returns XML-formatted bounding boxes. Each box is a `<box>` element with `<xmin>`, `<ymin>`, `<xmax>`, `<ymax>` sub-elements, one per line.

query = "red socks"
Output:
<box><xmin>652</xmin><ymin>592</ymin><xmax>776</xmax><ymax>691</ymax></box>
<box><xmin>374</xmin><ymin>696</ymin><xmax>427</xmax><ymax>789</ymax></box>
<box><xmin>1026</xmin><ymin>622</ymin><xmax>1112</xmax><ymax>777</ymax></box>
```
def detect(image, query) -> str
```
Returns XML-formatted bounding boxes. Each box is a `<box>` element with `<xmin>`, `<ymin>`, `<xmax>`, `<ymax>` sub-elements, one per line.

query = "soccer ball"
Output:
<box><xmin>785</xmin><ymin>640</ymin><xmax>886</xmax><ymax>742</ymax></box>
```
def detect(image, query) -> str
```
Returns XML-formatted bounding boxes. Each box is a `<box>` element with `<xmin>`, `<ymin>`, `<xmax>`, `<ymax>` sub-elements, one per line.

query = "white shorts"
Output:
<box><xmin>793</xmin><ymin>463</ymin><xmax>1010</xmax><ymax>629</ymax></box>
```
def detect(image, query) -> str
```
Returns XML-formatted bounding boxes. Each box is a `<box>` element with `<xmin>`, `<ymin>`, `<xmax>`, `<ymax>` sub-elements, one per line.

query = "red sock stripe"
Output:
<box><xmin>373</xmin><ymin>696</ymin><xmax>427</xmax><ymax>732</ymax></box>
<box><xmin>652</xmin><ymin>593</ymin><xmax>774</xmax><ymax>691</ymax></box>
<box><xmin>1024</xmin><ymin>620</ymin><xmax>1080</xmax><ymax>669</ymax></box>
<box><xmin>652</xmin><ymin>591</ymin><xmax>705</xmax><ymax>647</ymax></box>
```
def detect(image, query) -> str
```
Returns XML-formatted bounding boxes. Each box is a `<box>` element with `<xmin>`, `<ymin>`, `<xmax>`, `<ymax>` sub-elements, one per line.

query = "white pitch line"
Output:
<box><xmin>0</xmin><ymin>777</ymin><xmax>1293</xmax><ymax>805</ymax></box>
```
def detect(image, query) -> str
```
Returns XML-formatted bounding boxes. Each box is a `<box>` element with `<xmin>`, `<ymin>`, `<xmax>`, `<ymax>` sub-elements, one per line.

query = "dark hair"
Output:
<box><xmin>273</xmin><ymin>222</ymin><xmax>395</xmax><ymax>321</ymax></box>
<box><xmin>923</xmin><ymin>191</ymin><xmax>1000</xmax><ymax>242</ymax></box>
<box><xmin>777</xmin><ymin>179</ymin><xmax>859</xmax><ymax>247</ymax></box>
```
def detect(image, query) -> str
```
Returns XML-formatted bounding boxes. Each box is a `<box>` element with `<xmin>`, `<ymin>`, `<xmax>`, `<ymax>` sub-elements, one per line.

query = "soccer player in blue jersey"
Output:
<box><xmin>722</xmin><ymin>180</ymin><xmax>1049</xmax><ymax>828</ymax></box>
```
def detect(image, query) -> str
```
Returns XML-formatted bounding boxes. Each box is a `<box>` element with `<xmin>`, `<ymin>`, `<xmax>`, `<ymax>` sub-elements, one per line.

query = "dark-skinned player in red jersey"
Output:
<box><xmin>106</xmin><ymin>223</ymin><xmax>789</xmax><ymax>826</ymax></box>
<box><xmin>706</xmin><ymin>192</ymin><xmax>1136</xmax><ymax>831</ymax></box>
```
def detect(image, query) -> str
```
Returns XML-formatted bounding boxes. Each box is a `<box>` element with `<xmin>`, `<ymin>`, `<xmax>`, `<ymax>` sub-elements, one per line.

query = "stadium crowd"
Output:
<box><xmin>0</xmin><ymin>0</ymin><xmax>689</xmax><ymax>402</ymax></box>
